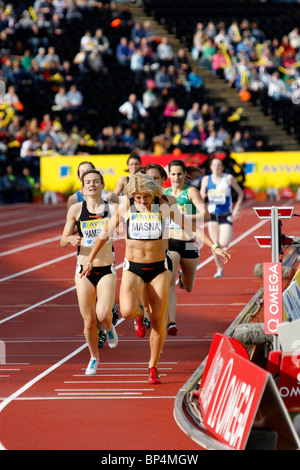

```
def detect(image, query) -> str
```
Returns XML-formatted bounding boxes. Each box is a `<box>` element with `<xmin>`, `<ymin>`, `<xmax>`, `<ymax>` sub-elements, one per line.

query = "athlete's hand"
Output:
<box><xmin>215</xmin><ymin>247</ymin><xmax>231</xmax><ymax>264</ymax></box>
<box><xmin>80</xmin><ymin>262</ymin><xmax>92</xmax><ymax>278</ymax></box>
<box><xmin>68</xmin><ymin>234</ymin><xmax>81</xmax><ymax>247</ymax></box>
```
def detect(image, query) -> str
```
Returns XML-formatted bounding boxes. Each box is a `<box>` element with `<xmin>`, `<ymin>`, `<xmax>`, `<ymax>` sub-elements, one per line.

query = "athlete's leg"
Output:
<box><xmin>179</xmin><ymin>257</ymin><xmax>199</xmax><ymax>292</ymax></box>
<box><xmin>167</xmin><ymin>250</ymin><xmax>180</xmax><ymax>325</ymax></box>
<box><xmin>75</xmin><ymin>273</ymin><xmax>98</xmax><ymax>360</ymax></box>
<box><xmin>95</xmin><ymin>273</ymin><xmax>117</xmax><ymax>331</ymax></box>
<box><xmin>146</xmin><ymin>270</ymin><xmax>169</xmax><ymax>368</ymax></box>
<box><xmin>119</xmin><ymin>269</ymin><xmax>145</xmax><ymax>320</ymax></box>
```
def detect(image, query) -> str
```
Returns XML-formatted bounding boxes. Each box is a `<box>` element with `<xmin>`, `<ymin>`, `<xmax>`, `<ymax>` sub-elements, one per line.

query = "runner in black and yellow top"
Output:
<box><xmin>67</xmin><ymin>161</ymin><xmax>119</xmax><ymax>347</ymax></box>
<box><xmin>80</xmin><ymin>173</ymin><xmax>230</xmax><ymax>384</ymax></box>
<box><xmin>165</xmin><ymin>160</ymin><xmax>211</xmax><ymax>336</ymax></box>
<box><xmin>60</xmin><ymin>169</ymin><xmax>118</xmax><ymax>376</ymax></box>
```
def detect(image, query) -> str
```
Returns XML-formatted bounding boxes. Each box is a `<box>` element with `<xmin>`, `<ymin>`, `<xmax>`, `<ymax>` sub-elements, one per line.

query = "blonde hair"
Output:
<box><xmin>124</xmin><ymin>173</ymin><xmax>163</xmax><ymax>198</ymax></box>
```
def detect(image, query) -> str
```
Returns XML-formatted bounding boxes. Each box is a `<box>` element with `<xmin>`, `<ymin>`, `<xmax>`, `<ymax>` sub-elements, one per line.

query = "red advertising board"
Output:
<box><xmin>199</xmin><ymin>334</ymin><xmax>269</xmax><ymax>450</ymax></box>
<box><xmin>278</xmin><ymin>354</ymin><xmax>300</xmax><ymax>412</ymax></box>
<box><xmin>263</xmin><ymin>262</ymin><xmax>283</xmax><ymax>335</ymax></box>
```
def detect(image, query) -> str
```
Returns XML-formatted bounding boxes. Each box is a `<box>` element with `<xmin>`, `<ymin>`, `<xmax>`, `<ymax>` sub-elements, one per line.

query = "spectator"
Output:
<box><xmin>156</xmin><ymin>36</ymin><xmax>173</xmax><ymax>65</ymax></box>
<box><xmin>65</xmin><ymin>85</ymin><xmax>83</xmax><ymax>110</ymax></box>
<box><xmin>212</xmin><ymin>48</ymin><xmax>227</xmax><ymax>76</ymax></box>
<box><xmin>2</xmin><ymin>165</ymin><xmax>22</xmax><ymax>204</ymax></box>
<box><xmin>93</xmin><ymin>28</ymin><xmax>112</xmax><ymax>56</ymax></box>
<box><xmin>185</xmin><ymin>102</ymin><xmax>203</xmax><ymax>129</ymax></box>
<box><xmin>204</xmin><ymin>129</ymin><xmax>224</xmax><ymax>153</ymax></box>
<box><xmin>134</xmin><ymin>130</ymin><xmax>151</xmax><ymax>153</ymax></box>
<box><xmin>80</xmin><ymin>30</ymin><xmax>94</xmax><ymax>52</ymax></box>
<box><xmin>131</xmin><ymin>21</ymin><xmax>146</xmax><ymax>46</ymax></box>
<box><xmin>42</xmin><ymin>46</ymin><xmax>61</xmax><ymax>69</ymax></box>
<box><xmin>268</xmin><ymin>72</ymin><xmax>289</xmax><ymax>100</ymax></box>
<box><xmin>20</xmin><ymin>134</ymin><xmax>41</xmax><ymax>162</ymax></box>
<box><xmin>130</xmin><ymin>48</ymin><xmax>145</xmax><ymax>79</ymax></box>
<box><xmin>116</xmin><ymin>37</ymin><xmax>132</xmax><ymax>66</ymax></box>
<box><xmin>142</xmin><ymin>79</ymin><xmax>160</xmax><ymax>110</ymax></box>
<box><xmin>192</xmin><ymin>22</ymin><xmax>205</xmax><ymax>60</ymax></box>
<box><xmin>199</xmin><ymin>38</ymin><xmax>216</xmax><ymax>68</ymax></box>
<box><xmin>288</xmin><ymin>27</ymin><xmax>300</xmax><ymax>50</ymax></box>
<box><xmin>87</xmin><ymin>50</ymin><xmax>104</xmax><ymax>73</ymax></box>
<box><xmin>187</xmin><ymin>67</ymin><xmax>203</xmax><ymax>89</ymax></box>
<box><xmin>4</xmin><ymin>86</ymin><xmax>24</xmax><ymax>112</ymax></box>
<box><xmin>52</xmin><ymin>86</ymin><xmax>68</xmax><ymax>111</ymax></box>
<box><xmin>118</xmin><ymin>93</ymin><xmax>148</xmax><ymax>127</ymax></box>
<box><xmin>154</xmin><ymin>64</ymin><xmax>171</xmax><ymax>89</ymax></box>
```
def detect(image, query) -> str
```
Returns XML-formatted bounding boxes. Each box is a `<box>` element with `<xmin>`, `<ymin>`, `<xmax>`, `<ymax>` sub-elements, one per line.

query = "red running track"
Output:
<box><xmin>0</xmin><ymin>200</ymin><xmax>299</xmax><ymax>450</ymax></box>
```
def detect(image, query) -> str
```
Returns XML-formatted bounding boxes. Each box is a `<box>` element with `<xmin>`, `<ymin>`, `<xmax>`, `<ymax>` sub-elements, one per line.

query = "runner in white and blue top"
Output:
<box><xmin>201</xmin><ymin>157</ymin><xmax>244</xmax><ymax>278</ymax></box>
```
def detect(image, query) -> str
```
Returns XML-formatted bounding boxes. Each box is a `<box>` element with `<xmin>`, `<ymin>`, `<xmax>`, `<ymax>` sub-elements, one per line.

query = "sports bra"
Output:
<box><xmin>165</xmin><ymin>185</ymin><xmax>196</xmax><ymax>229</ymax></box>
<box><xmin>126</xmin><ymin>196</ymin><xmax>165</xmax><ymax>240</ymax></box>
<box><xmin>77</xmin><ymin>200</ymin><xmax>112</xmax><ymax>248</ymax></box>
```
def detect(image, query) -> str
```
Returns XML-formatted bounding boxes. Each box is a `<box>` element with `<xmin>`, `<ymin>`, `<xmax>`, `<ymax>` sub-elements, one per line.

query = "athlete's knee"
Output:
<box><xmin>84</xmin><ymin>317</ymin><xmax>97</xmax><ymax>333</ymax></box>
<box><xmin>120</xmin><ymin>304</ymin><xmax>136</xmax><ymax>320</ymax></box>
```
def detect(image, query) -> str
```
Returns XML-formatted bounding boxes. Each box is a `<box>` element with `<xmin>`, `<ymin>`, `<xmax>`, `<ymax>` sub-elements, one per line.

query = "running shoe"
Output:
<box><xmin>214</xmin><ymin>269</ymin><xmax>223</xmax><ymax>278</ymax></box>
<box><xmin>106</xmin><ymin>325</ymin><xmax>118</xmax><ymax>348</ymax></box>
<box><xmin>85</xmin><ymin>358</ymin><xmax>99</xmax><ymax>376</ymax></box>
<box><xmin>149</xmin><ymin>366</ymin><xmax>161</xmax><ymax>384</ymax></box>
<box><xmin>112</xmin><ymin>304</ymin><xmax>119</xmax><ymax>325</ymax></box>
<box><xmin>177</xmin><ymin>270</ymin><xmax>184</xmax><ymax>289</ymax></box>
<box><xmin>134</xmin><ymin>306</ymin><xmax>146</xmax><ymax>338</ymax></box>
<box><xmin>167</xmin><ymin>322</ymin><xmax>178</xmax><ymax>336</ymax></box>
<box><xmin>98</xmin><ymin>330</ymin><xmax>106</xmax><ymax>348</ymax></box>
<box><xmin>144</xmin><ymin>317</ymin><xmax>151</xmax><ymax>329</ymax></box>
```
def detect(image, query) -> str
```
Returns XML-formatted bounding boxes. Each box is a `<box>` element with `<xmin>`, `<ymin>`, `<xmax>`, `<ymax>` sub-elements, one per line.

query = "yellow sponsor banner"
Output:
<box><xmin>40</xmin><ymin>154</ymin><xmax>130</xmax><ymax>193</ymax></box>
<box><xmin>232</xmin><ymin>151</ymin><xmax>300</xmax><ymax>189</ymax></box>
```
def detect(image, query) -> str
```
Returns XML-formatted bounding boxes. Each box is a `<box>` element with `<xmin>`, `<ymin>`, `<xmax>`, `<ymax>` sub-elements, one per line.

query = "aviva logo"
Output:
<box><xmin>82</xmin><ymin>219</ymin><xmax>108</xmax><ymax>229</ymax></box>
<box><xmin>261</xmin><ymin>163</ymin><xmax>300</xmax><ymax>173</ymax></box>
<box><xmin>244</xmin><ymin>162</ymin><xmax>257</xmax><ymax>174</ymax></box>
<box><xmin>60</xmin><ymin>165</ymin><xmax>72</xmax><ymax>177</ymax></box>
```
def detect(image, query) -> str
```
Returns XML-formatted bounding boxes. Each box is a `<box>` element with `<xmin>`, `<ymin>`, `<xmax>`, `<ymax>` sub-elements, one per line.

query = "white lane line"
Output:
<box><xmin>0</xmin><ymin>220</ymin><xmax>66</xmax><ymax>240</ymax></box>
<box><xmin>55</xmin><ymin>388</ymin><xmax>153</xmax><ymax>392</ymax></box>
<box><xmin>0</xmin><ymin>262</ymin><xmax>123</xmax><ymax>324</ymax></box>
<box><xmin>0</xmin><ymin>342</ymin><xmax>88</xmax><ymax>450</ymax></box>
<box><xmin>0</xmin><ymin>236</ymin><xmax>61</xmax><ymax>257</ymax></box>
<box><xmin>0</xmin><ymin>286</ymin><xmax>76</xmax><ymax>325</ymax></box>
<box><xmin>0</xmin><ymin>253</ymin><xmax>75</xmax><ymax>283</ymax></box>
<box><xmin>0</xmin><ymin>396</ymin><xmax>177</xmax><ymax>400</ymax></box>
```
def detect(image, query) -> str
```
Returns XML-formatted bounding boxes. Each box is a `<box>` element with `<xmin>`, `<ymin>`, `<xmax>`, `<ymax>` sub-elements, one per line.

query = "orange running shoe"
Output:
<box><xmin>149</xmin><ymin>367</ymin><xmax>161</xmax><ymax>384</ymax></box>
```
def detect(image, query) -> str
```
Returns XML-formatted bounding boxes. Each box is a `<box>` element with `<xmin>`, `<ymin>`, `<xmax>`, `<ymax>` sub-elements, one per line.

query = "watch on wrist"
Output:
<box><xmin>211</xmin><ymin>243</ymin><xmax>220</xmax><ymax>252</ymax></box>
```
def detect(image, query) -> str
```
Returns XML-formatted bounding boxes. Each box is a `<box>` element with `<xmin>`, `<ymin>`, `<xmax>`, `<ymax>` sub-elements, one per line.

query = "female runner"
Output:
<box><xmin>140</xmin><ymin>163</ymin><xmax>176</xmax><ymax>330</ymax></box>
<box><xmin>60</xmin><ymin>169</ymin><xmax>118</xmax><ymax>376</ymax></box>
<box><xmin>200</xmin><ymin>157</ymin><xmax>244</xmax><ymax>278</ymax></box>
<box><xmin>113</xmin><ymin>151</ymin><xmax>142</xmax><ymax>196</ymax></box>
<box><xmin>67</xmin><ymin>160</ymin><xmax>119</xmax><ymax>346</ymax></box>
<box><xmin>165</xmin><ymin>159</ymin><xmax>211</xmax><ymax>336</ymax></box>
<box><xmin>80</xmin><ymin>173</ymin><xmax>230</xmax><ymax>384</ymax></box>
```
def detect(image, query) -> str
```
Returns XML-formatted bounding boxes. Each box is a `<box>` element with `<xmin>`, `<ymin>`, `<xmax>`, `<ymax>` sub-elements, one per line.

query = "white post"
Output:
<box><xmin>0</xmin><ymin>340</ymin><xmax>6</xmax><ymax>364</ymax></box>
<box><xmin>271</xmin><ymin>206</ymin><xmax>280</xmax><ymax>350</ymax></box>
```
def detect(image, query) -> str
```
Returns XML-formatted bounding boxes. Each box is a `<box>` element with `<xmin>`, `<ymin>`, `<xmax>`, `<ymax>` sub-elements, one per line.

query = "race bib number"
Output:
<box><xmin>208</xmin><ymin>189</ymin><xmax>226</xmax><ymax>205</ymax></box>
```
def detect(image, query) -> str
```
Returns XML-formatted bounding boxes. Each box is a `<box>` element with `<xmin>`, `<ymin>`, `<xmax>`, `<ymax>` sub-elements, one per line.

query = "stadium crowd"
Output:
<box><xmin>0</xmin><ymin>0</ymin><xmax>297</xmax><ymax>203</ymax></box>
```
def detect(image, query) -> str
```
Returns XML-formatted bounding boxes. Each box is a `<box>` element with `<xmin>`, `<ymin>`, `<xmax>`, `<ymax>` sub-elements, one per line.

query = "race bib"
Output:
<box><xmin>128</xmin><ymin>212</ymin><xmax>162</xmax><ymax>239</ymax></box>
<box><xmin>80</xmin><ymin>217</ymin><xmax>109</xmax><ymax>246</ymax></box>
<box><xmin>208</xmin><ymin>188</ymin><xmax>226</xmax><ymax>205</ymax></box>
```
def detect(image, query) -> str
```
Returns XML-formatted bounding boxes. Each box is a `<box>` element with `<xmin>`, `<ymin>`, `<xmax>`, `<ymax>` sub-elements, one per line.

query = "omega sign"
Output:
<box><xmin>199</xmin><ymin>334</ymin><xmax>267</xmax><ymax>450</ymax></box>
<box><xmin>263</xmin><ymin>263</ymin><xmax>283</xmax><ymax>335</ymax></box>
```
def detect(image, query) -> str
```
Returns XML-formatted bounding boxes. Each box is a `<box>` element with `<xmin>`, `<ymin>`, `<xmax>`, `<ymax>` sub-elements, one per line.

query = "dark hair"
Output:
<box><xmin>77</xmin><ymin>161</ymin><xmax>95</xmax><ymax>178</ymax></box>
<box><xmin>81</xmin><ymin>169</ymin><xmax>104</xmax><ymax>185</ymax></box>
<box><xmin>168</xmin><ymin>159</ymin><xmax>202</xmax><ymax>181</ymax></box>
<box><xmin>144</xmin><ymin>163</ymin><xmax>168</xmax><ymax>181</ymax></box>
<box><xmin>126</xmin><ymin>152</ymin><xmax>141</xmax><ymax>165</ymax></box>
